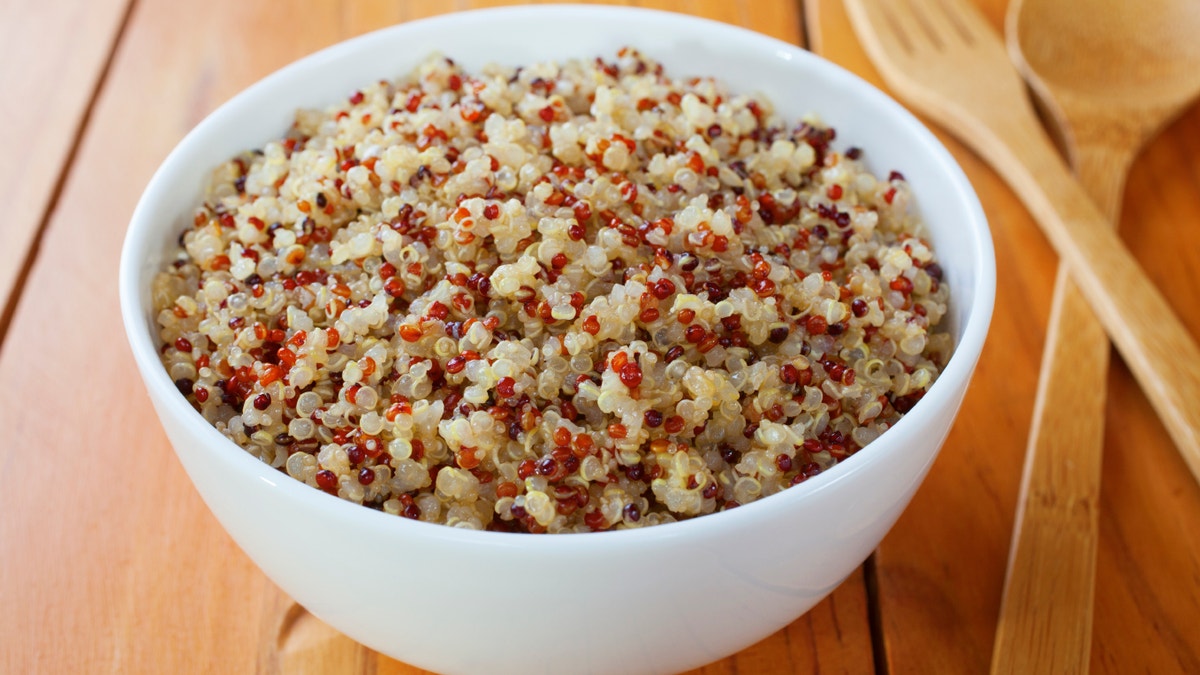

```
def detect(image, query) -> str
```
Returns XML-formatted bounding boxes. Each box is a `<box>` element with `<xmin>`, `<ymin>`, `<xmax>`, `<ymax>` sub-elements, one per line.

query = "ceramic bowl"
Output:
<box><xmin>120</xmin><ymin>6</ymin><xmax>994</xmax><ymax>674</ymax></box>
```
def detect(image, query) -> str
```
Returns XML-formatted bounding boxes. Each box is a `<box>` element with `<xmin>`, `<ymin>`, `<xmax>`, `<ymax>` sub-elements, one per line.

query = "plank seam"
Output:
<box><xmin>796</xmin><ymin>0</ymin><xmax>810</xmax><ymax>49</ymax></box>
<box><xmin>864</xmin><ymin>553</ymin><xmax>889</xmax><ymax>675</ymax></box>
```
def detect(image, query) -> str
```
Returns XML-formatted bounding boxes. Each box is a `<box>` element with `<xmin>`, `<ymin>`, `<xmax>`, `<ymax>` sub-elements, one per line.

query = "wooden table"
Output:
<box><xmin>3</xmin><ymin>0</ymin><xmax>1198</xmax><ymax>672</ymax></box>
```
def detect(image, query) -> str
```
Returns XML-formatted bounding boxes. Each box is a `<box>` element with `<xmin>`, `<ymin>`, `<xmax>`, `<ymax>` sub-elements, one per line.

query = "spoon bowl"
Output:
<box><xmin>1010</xmin><ymin>0</ymin><xmax>1200</xmax><ymax>168</ymax></box>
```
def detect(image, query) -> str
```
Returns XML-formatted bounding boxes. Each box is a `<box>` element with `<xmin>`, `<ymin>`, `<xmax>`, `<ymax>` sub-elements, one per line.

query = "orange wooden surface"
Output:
<box><xmin>2</xmin><ymin>0</ymin><xmax>1198</xmax><ymax>672</ymax></box>
<box><xmin>0</xmin><ymin>0</ymin><xmax>131</xmax><ymax>333</ymax></box>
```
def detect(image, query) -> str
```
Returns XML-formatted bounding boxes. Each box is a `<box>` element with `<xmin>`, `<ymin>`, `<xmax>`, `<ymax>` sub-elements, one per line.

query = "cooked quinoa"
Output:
<box><xmin>153</xmin><ymin>49</ymin><xmax>951</xmax><ymax>533</ymax></box>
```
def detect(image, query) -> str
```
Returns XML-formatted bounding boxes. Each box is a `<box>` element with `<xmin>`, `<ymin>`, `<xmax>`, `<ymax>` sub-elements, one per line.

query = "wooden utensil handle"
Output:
<box><xmin>993</xmin><ymin>266</ymin><xmax>1107</xmax><ymax>675</ymax></box>
<box><xmin>991</xmin><ymin>141</ymin><xmax>1130</xmax><ymax>675</ymax></box>
<box><xmin>983</xmin><ymin>116</ymin><xmax>1200</xmax><ymax>482</ymax></box>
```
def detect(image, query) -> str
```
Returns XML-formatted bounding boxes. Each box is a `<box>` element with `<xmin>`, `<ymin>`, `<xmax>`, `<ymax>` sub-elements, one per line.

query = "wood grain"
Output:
<box><xmin>992</xmin><ymin>259</ymin><xmax>1107</xmax><ymax>675</ymax></box>
<box><xmin>0</xmin><ymin>0</ymin><xmax>131</xmax><ymax>335</ymax></box>
<box><xmin>811</xmin><ymin>0</ymin><xmax>1200</xmax><ymax>672</ymax></box>
<box><xmin>0</xmin><ymin>1</ymin><xmax>871</xmax><ymax>674</ymax></box>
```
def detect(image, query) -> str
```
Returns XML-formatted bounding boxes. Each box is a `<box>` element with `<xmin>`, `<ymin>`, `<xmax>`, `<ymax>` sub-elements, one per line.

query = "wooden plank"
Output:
<box><xmin>809</xmin><ymin>0</ymin><xmax>1200</xmax><ymax>672</ymax></box>
<box><xmin>0</xmin><ymin>0</ymin><xmax>131</xmax><ymax>336</ymax></box>
<box><xmin>0</xmin><ymin>1</ymin><xmax>372</xmax><ymax>669</ymax></box>
<box><xmin>0</xmin><ymin>1</ymin><xmax>871</xmax><ymax>673</ymax></box>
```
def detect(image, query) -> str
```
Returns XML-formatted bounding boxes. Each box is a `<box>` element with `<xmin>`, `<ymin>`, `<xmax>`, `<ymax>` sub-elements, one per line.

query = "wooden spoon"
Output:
<box><xmin>993</xmin><ymin>1</ymin><xmax>1200</xmax><ymax>673</ymax></box>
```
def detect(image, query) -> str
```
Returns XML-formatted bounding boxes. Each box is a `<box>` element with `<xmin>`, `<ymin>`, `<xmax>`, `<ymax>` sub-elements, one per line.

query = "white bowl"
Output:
<box><xmin>119</xmin><ymin>6</ymin><xmax>994</xmax><ymax>674</ymax></box>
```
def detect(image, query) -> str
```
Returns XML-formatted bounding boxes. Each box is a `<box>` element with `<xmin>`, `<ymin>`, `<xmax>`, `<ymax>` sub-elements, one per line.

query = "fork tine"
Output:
<box><xmin>847</xmin><ymin>0</ymin><xmax>1030</xmax><ymax>149</ymax></box>
<box><xmin>909</xmin><ymin>0</ymin><xmax>972</xmax><ymax>47</ymax></box>
<box><xmin>846</xmin><ymin>0</ymin><xmax>922</xmax><ymax>62</ymax></box>
<box><xmin>899</xmin><ymin>0</ymin><xmax>948</xmax><ymax>50</ymax></box>
<box><xmin>929</xmin><ymin>0</ymin><xmax>994</xmax><ymax>44</ymax></box>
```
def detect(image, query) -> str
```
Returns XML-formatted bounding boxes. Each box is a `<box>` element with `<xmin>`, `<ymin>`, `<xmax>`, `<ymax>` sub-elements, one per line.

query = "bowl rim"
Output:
<box><xmin>118</xmin><ymin>3</ymin><xmax>996</xmax><ymax>547</ymax></box>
